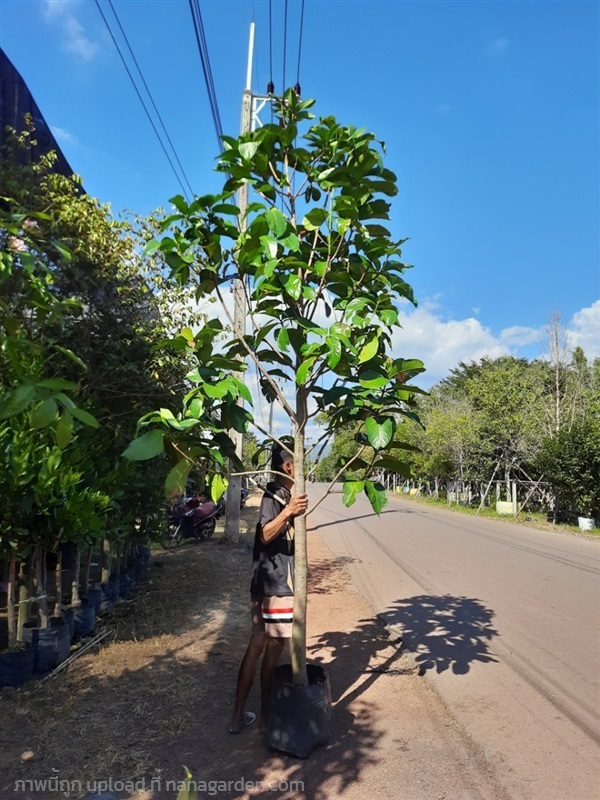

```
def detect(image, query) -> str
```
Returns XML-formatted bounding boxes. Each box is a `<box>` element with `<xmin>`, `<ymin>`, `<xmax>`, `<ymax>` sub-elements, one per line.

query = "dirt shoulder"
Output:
<box><xmin>1</xmin><ymin>492</ymin><xmax>508</xmax><ymax>800</ymax></box>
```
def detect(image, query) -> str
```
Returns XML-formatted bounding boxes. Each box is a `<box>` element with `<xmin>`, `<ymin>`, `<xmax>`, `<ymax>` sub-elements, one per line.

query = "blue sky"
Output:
<box><xmin>2</xmin><ymin>0</ymin><xmax>599</xmax><ymax>388</ymax></box>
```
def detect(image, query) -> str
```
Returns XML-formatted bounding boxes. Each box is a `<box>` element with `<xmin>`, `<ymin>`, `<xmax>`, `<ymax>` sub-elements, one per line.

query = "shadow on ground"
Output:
<box><xmin>379</xmin><ymin>594</ymin><xmax>499</xmax><ymax>676</ymax></box>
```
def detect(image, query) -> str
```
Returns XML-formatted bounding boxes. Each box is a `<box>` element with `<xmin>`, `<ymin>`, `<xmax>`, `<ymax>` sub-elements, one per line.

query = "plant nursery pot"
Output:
<box><xmin>578</xmin><ymin>516</ymin><xmax>595</xmax><ymax>531</ymax></box>
<box><xmin>83</xmin><ymin>587</ymin><xmax>102</xmax><ymax>615</ymax></box>
<box><xmin>73</xmin><ymin>600</ymin><xmax>95</xmax><ymax>640</ymax></box>
<box><xmin>266</xmin><ymin>663</ymin><xmax>331</xmax><ymax>758</ymax></box>
<box><xmin>61</xmin><ymin>607</ymin><xmax>75</xmax><ymax>642</ymax></box>
<box><xmin>0</xmin><ymin>643</ymin><xmax>35</xmax><ymax>688</ymax></box>
<box><xmin>100</xmin><ymin>578</ymin><xmax>119</xmax><ymax>614</ymax></box>
<box><xmin>22</xmin><ymin>618</ymin><xmax>71</xmax><ymax>673</ymax></box>
<box><xmin>118</xmin><ymin>572</ymin><xmax>132</xmax><ymax>599</ymax></box>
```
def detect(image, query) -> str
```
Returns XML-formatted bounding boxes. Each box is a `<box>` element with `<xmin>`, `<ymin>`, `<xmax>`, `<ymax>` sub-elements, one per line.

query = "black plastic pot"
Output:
<box><xmin>62</xmin><ymin>607</ymin><xmax>75</xmax><ymax>642</ymax></box>
<box><xmin>100</xmin><ymin>578</ymin><xmax>119</xmax><ymax>613</ymax></box>
<box><xmin>118</xmin><ymin>573</ymin><xmax>132</xmax><ymax>599</ymax></box>
<box><xmin>73</xmin><ymin>600</ymin><xmax>95</xmax><ymax>640</ymax></box>
<box><xmin>84</xmin><ymin>587</ymin><xmax>102</xmax><ymax>616</ymax></box>
<box><xmin>126</xmin><ymin>566</ymin><xmax>137</xmax><ymax>593</ymax></box>
<box><xmin>22</xmin><ymin>618</ymin><xmax>71</xmax><ymax>673</ymax></box>
<box><xmin>0</xmin><ymin>643</ymin><xmax>35</xmax><ymax>688</ymax></box>
<box><xmin>266</xmin><ymin>663</ymin><xmax>331</xmax><ymax>758</ymax></box>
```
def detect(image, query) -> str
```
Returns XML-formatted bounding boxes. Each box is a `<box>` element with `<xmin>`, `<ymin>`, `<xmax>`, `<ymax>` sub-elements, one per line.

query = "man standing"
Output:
<box><xmin>229</xmin><ymin>445</ymin><xmax>308</xmax><ymax>734</ymax></box>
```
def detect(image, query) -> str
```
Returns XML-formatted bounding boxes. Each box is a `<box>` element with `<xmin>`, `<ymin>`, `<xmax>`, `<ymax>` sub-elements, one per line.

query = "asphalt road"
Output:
<box><xmin>307</xmin><ymin>485</ymin><xmax>600</xmax><ymax>800</ymax></box>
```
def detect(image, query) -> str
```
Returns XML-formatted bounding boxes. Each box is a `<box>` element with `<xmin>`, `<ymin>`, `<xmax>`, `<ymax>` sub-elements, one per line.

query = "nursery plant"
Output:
<box><xmin>129</xmin><ymin>91</ymin><xmax>425</xmax><ymax>688</ymax></box>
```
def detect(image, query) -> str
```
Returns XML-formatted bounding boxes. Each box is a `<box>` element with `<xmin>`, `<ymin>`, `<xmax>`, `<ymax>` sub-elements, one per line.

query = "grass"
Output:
<box><xmin>391</xmin><ymin>492</ymin><xmax>600</xmax><ymax>539</ymax></box>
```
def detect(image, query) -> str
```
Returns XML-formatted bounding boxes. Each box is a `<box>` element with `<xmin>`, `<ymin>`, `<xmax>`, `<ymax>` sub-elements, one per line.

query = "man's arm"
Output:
<box><xmin>259</xmin><ymin>493</ymin><xmax>309</xmax><ymax>544</ymax></box>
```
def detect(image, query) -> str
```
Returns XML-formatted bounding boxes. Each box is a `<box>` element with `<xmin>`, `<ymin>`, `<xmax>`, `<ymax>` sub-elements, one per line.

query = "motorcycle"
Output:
<box><xmin>162</xmin><ymin>496</ymin><xmax>223</xmax><ymax>549</ymax></box>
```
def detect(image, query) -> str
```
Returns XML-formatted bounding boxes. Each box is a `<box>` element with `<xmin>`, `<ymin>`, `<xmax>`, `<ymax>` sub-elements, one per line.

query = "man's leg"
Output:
<box><xmin>260</xmin><ymin>636</ymin><xmax>285</xmax><ymax>731</ymax></box>
<box><xmin>230</xmin><ymin>632</ymin><xmax>267</xmax><ymax>732</ymax></box>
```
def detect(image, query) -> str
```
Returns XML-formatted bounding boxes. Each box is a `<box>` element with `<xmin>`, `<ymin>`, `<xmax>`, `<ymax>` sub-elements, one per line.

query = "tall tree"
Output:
<box><xmin>138</xmin><ymin>91</ymin><xmax>424</xmax><ymax>685</ymax></box>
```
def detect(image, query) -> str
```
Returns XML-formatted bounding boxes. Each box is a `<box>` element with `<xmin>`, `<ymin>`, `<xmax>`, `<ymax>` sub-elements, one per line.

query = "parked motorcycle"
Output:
<box><xmin>162</xmin><ymin>496</ymin><xmax>223</xmax><ymax>550</ymax></box>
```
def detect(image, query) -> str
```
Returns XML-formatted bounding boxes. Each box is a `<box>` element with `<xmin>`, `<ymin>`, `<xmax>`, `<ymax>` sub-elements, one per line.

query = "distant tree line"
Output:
<box><xmin>315</xmin><ymin>317</ymin><xmax>600</xmax><ymax>520</ymax></box>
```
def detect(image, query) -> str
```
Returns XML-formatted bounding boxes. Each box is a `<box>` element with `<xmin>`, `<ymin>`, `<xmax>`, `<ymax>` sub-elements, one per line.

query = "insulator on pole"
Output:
<box><xmin>267</xmin><ymin>81</ymin><xmax>275</xmax><ymax>94</ymax></box>
<box><xmin>294</xmin><ymin>83</ymin><xmax>301</xmax><ymax>96</ymax></box>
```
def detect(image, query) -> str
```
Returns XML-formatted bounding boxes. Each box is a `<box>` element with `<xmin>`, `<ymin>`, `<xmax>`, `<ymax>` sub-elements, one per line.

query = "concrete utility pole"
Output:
<box><xmin>224</xmin><ymin>24</ymin><xmax>254</xmax><ymax>544</ymax></box>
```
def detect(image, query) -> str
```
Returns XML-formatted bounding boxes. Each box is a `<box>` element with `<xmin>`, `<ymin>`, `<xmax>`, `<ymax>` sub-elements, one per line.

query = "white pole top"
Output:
<box><xmin>246</xmin><ymin>22</ymin><xmax>255</xmax><ymax>92</ymax></box>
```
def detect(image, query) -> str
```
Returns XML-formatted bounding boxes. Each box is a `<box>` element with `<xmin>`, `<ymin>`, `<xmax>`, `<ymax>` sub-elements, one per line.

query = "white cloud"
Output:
<box><xmin>488</xmin><ymin>38</ymin><xmax>510</xmax><ymax>56</ymax></box>
<box><xmin>42</xmin><ymin>0</ymin><xmax>98</xmax><ymax>62</ymax></box>
<box><xmin>392</xmin><ymin>301</ymin><xmax>508</xmax><ymax>385</ymax></box>
<box><xmin>499</xmin><ymin>326</ymin><xmax>541</xmax><ymax>348</ymax></box>
<box><xmin>391</xmin><ymin>299</ymin><xmax>600</xmax><ymax>387</ymax></box>
<box><xmin>50</xmin><ymin>125</ymin><xmax>78</xmax><ymax>147</ymax></box>
<box><xmin>567</xmin><ymin>300</ymin><xmax>600</xmax><ymax>358</ymax></box>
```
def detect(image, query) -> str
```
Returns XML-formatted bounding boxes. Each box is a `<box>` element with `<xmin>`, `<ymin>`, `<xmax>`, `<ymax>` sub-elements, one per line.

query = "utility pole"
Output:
<box><xmin>224</xmin><ymin>23</ymin><xmax>254</xmax><ymax>544</ymax></box>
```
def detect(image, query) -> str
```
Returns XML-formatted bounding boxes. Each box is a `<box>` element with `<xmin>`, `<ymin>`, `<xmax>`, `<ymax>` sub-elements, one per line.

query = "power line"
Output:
<box><xmin>268</xmin><ymin>0</ymin><xmax>274</xmax><ymax>94</ymax></box>
<box><xmin>107</xmin><ymin>0</ymin><xmax>194</xmax><ymax>198</ymax></box>
<box><xmin>282</xmin><ymin>0</ymin><xmax>289</xmax><ymax>91</ymax></box>
<box><xmin>94</xmin><ymin>0</ymin><xmax>192</xmax><ymax>201</ymax></box>
<box><xmin>295</xmin><ymin>0</ymin><xmax>305</xmax><ymax>94</ymax></box>
<box><xmin>188</xmin><ymin>0</ymin><xmax>224</xmax><ymax>152</ymax></box>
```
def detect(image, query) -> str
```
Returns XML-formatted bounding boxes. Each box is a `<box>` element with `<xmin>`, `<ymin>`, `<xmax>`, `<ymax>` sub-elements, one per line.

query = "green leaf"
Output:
<box><xmin>31</xmin><ymin>397</ymin><xmax>58</xmax><ymax>429</ymax></box>
<box><xmin>284</xmin><ymin>274</ymin><xmax>302</xmax><ymax>301</ymax></box>
<box><xmin>302</xmin><ymin>208</ymin><xmax>328</xmax><ymax>230</ymax></box>
<box><xmin>327</xmin><ymin>336</ymin><xmax>342</xmax><ymax>369</ymax></box>
<box><xmin>165</xmin><ymin>459</ymin><xmax>192</xmax><ymax>498</ymax></box>
<box><xmin>36</xmin><ymin>379</ymin><xmax>79</xmax><ymax>391</ymax></box>
<box><xmin>69</xmin><ymin>407</ymin><xmax>100</xmax><ymax>428</ymax></box>
<box><xmin>365</xmin><ymin>480</ymin><xmax>388</xmax><ymax>514</ymax></box>
<box><xmin>277</xmin><ymin>328</ymin><xmax>290</xmax><ymax>352</ymax></box>
<box><xmin>239</xmin><ymin>141</ymin><xmax>259</xmax><ymax>160</ymax></box>
<box><xmin>0</xmin><ymin>383</ymin><xmax>35</xmax><ymax>419</ymax></box>
<box><xmin>372</xmin><ymin>456</ymin><xmax>412</xmax><ymax>476</ymax></box>
<box><xmin>231</xmin><ymin>377</ymin><xmax>253</xmax><ymax>404</ymax></box>
<box><xmin>122</xmin><ymin>429</ymin><xmax>165</xmax><ymax>461</ymax></box>
<box><xmin>296</xmin><ymin>357</ymin><xmax>316</xmax><ymax>386</ymax></box>
<box><xmin>358</xmin><ymin>370</ymin><xmax>389</xmax><ymax>389</ymax></box>
<box><xmin>203</xmin><ymin>381</ymin><xmax>229</xmax><ymax>399</ymax></box>
<box><xmin>265</xmin><ymin>208</ymin><xmax>288</xmax><ymax>237</ymax></box>
<box><xmin>54</xmin><ymin>345</ymin><xmax>87</xmax><ymax>370</ymax></box>
<box><xmin>343</xmin><ymin>480</ymin><xmax>364</xmax><ymax>507</ymax></box>
<box><xmin>358</xmin><ymin>335</ymin><xmax>379</xmax><ymax>363</ymax></box>
<box><xmin>212</xmin><ymin>203</ymin><xmax>240</xmax><ymax>215</ymax></box>
<box><xmin>365</xmin><ymin>417</ymin><xmax>394</xmax><ymax>449</ymax></box>
<box><xmin>210</xmin><ymin>473</ymin><xmax>228</xmax><ymax>503</ymax></box>
<box><xmin>260</xmin><ymin>236</ymin><xmax>278</xmax><ymax>260</ymax></box>
<box><xmin>281</xmin><ymin>232</ymin><xmax>300</xmax><ymax>252</ymax></box>
<box><xmin>144</xmin><ymin>239</ymin><xmax>161</xmax><ymax>255</ymax></box>
<box><xmin>56</xmin><ymin>412</ymin><xmax>73</xmax><ymax>449</ymax></box>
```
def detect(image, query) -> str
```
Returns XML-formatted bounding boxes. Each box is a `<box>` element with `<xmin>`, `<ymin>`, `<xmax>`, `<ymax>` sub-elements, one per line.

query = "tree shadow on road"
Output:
<box><xmin>379</xmin><ymin>595</ymin><xmax>499</xmax><ymax>676</ymax></box>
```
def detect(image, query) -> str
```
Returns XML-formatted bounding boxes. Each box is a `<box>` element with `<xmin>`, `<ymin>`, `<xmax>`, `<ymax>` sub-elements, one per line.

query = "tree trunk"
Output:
<box><xmin>35</xmin><ymin>546</ymin><xmax>50</xmax><ymax>629</ymax></box>
<box><xmin>291</xmin><ymin>385</ymin><xmax>308</xmax><ymax>687</ymax></box>
<box><xmin>53</xmin><ymin>547</ymin><xmax>63</xmax><ymax>616</ymax></box>
<box><xmin>101</xmin><ymin>538</ymin><xmax>111</xmax><ymax>583</ymax></box>
<box><xmin>17</xmin><ymin>555</ymin><xmax>33</xmax><ymax>642</ymax></box>
<box><xmin>81</xmin><ymin>545</ymin><xmax>92</xmax><ymax>598</ymax></box>
<box><xmin>7</xmin><ymin>554</ymin><xmax>17</xmax><ymax>650</ymax></box>
<box><xmin>72</xmin><ymin>546</ymin><xmax>82</xmax><ymax>606</ymax></box>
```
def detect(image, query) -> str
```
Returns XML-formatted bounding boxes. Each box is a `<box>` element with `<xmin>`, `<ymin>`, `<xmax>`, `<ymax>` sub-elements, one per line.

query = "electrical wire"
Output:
<box><xmin>94</xmin><ymin>0</ymin><xmax>192</xmax><ymax>200</ymax></box>
<box><xmin>268</xmin><ymin>0</ymin><xmax>274</xmax><ymax>94</ymax></box>
<box><xmin>282</xmin><ymin>0</ymin><xmax>289</xmax><ymax>91</ymax></box>
<box><xmin>188</xmin><ymin>0</ymin><xmax>224</xmax><ymax>152</ymax></box>
<box><xmin>295</xmin><ymin>0</ymin><xmax>305</xmax><ymax>94</ymax></box>
<box><xmin>107</xmin><ymin>0</ymin><xmax>195</xmax><ymax>199</ymax></box>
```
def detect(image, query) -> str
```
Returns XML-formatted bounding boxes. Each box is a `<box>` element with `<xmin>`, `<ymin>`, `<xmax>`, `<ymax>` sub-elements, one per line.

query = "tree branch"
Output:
<box><xmin>306</xmin><ymin>445</ymin><xmax>367</xmax><ymax>517</ymax></box>
<box><xmin>250</xmin><ymin>420</ymin><xmax>294</xmax><ymax>456</ymax></box>
<box><xmin>214</xmin><ymin>282</ymin><xmax>297</xmax><ymax>422</ymax></box>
